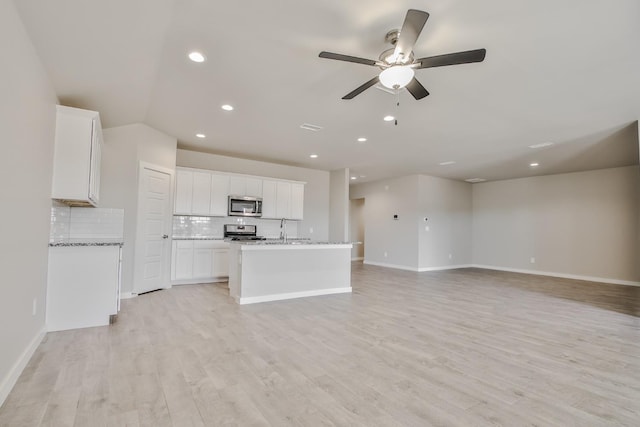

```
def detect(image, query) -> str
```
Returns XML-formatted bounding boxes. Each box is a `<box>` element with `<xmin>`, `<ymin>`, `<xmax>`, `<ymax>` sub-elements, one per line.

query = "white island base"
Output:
<box><xmin>228</xmin><ymin>242</ymin><xmax>353</xmax><ymax>304</ymax></box>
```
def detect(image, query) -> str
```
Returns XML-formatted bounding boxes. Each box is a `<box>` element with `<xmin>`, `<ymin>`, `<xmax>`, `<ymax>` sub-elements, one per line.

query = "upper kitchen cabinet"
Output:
<box><xmin>229</xmin><ymin>176</ymin><xmax>262</xmax><ymax>198</ymax></box>
<box><xmin>174</xmin><ymin>167</ymin><xmax>229</xmax><ymax>216</ymax></box>
<box><xmin>262</xmin><ymin>180</ymin><xmax>304</xmax><ymax>220</ymax></box>
<box><xmin>51</xmin><ymin>105</ymin><xmax>103</xmax><ymax>207</ymax></box>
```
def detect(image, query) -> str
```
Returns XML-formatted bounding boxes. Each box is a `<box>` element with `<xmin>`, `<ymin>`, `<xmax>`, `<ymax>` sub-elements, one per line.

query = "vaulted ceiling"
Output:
<box><xmin>15</xmin><ymin>0</ymin><xmax>640</xmax><ymax>183</ymax></box>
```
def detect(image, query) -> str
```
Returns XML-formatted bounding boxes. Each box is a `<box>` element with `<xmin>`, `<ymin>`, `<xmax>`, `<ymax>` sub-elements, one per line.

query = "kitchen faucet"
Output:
<box><xmin>279</xmin><ymin>218</ymin><xmax>287</xmax><ymax>242</ymax></box>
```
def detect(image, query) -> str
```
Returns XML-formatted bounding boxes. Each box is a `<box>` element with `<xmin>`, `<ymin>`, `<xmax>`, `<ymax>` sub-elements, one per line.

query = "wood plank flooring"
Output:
<box><xmin>1</xmin><ymin>264</ymin><xmax>639</xmax><ymax>426</ymax></box>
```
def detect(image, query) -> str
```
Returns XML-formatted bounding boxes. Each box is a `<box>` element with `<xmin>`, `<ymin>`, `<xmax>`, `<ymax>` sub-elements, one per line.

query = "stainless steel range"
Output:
<box><xmin>223</xmin><ymin>224</ymin><xmax>266</xmax><ymax>241</ymax></box>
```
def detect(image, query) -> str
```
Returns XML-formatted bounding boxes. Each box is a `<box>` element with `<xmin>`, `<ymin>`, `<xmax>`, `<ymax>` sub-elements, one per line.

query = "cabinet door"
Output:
<box><xmin>276</xmin><ymin>181</ymin><xmax>291</xmax><ymax>219</ymax></box>
<box><xmin>193</xmin><ymin>247</ymin><xmax>214</xmax><ymax>279</ymax></box>
<box><xmin>213</xmin><ymin>249</ymin><xmax>229</xmax><ymax>277</ymax></box>
<box><xmin>174</xmin><ymin>169</ymin><xmax>193</xmax><ymax>214</ymax></box>
<box><xmin>245</xmin><ymin>178</ymin><xmax>263</xmax><ymax>198</ymax></box>
<box><xmin>210</xmin><ymin>174</ymin><xmax>230</xmax><ymax>216</ymax></box>
<box><xmin>229</xmin><ymin>176</ymin><xmax>246</xmax><ymax>196</ymax></box>
<box><xmin>290</xmin><ymin>183</ymin><xmax>304</xmax><ymax>220</ymax></box>
<box><xmin>173</xmin><ymin>241</ymin><xmax>194</xmax><ymax>280</ymax></box>
<box><xmin>192</xmin><ymin>171</ymin><xmax>212</xmax><ymax>215</ymax></box>
<box><xmin>261</xmin><ymin>180</ymin><xmax>277</xmax><ymax>218</ymax></box>
<box><xmin>88</xmin><ymin>119</ymin><xmax>102</xmax><ymax>206</ymax></box>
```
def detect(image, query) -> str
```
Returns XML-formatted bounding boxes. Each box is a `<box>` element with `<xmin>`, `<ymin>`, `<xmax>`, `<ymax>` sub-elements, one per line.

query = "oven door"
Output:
<box><xmin>228</xmin><ymin>196</ymin><xmax>262</xmax><ymax>217</ymax></box>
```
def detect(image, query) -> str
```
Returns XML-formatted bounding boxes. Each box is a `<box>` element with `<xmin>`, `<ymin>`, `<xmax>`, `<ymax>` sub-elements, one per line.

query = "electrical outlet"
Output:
<box><xmin>425</xmin><ymin>226</ymin><xmax>429</xmax><ymax>231</ymax></box>
<box><xmin>309</xmin><ymin>227</ymin><xmax>313</xmax><ymax>234</ymax></box>
<box><xmin>449</xmin><ymin>253</ymin><xmax>452</xmax><ymax>260</ymax></box>
<box><xmin>384</xmin><ymin>251</ymin><xmax>388</xmax><ymax>258</ymax></box>
<box><xmin>530</xmin><ymin>257</ymin><xmax>536</xmax><ymax>264</ymax></box>
<box><xmin>32</xmin><ymin>298</ymin><xmax>37</xmax><ymax>316</ymax></box>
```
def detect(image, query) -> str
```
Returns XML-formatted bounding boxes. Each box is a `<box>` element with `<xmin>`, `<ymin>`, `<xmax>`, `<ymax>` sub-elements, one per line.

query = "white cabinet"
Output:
<box><xmin>210</xmin><ymin>173</ymin><xmax>230</xmax><ymax>216</ymax></box>
<box><xmin>192</xmin><ymin>171</ymin><xmax>212</xmax><ymax>215</ymax></box>
<box><xmin>174</xmin><ymin>167</ymin><xmax>303</xmax><ymax>219</ymax></box>
<box><xmin>51</xmin><ymin>105</ymin><xmax>103</xmax><ymax>207</ymax></box>
<box><xmin>171</xmin><ymin>240</ymin><xmax>230</xmax><ymax>284</ymax></box>
<box><xmin>261</xmin><ymin>180</ymin><xmax>277</xmax><ymax>218</ymax></box>
<box><xmin>173</xmin><ymin>240</ymin><xmax>194</xmax><ymax>280</ymax></box>
<box><xmin>276</xmin><ymin>181</ymin><xmax>291</xmax><ymax>219</ymax></box>
<box><xmin>261</xmin><ymin>179</ymin><xmax>304</xmax><ymax>220</ymax></box>
<box><xmin>229</xmin><ymin>176</ymin><xmax>262</xmax><ymax>198</ymax></box>
<box><xmin>47</xmin><ymin>245</ymin><xmax>121</xmax><ymax>331</ymax></box>
<box><xmin>290</xmin><ymin>183</ymin><xmax>304</xmax><ymax>220</ymax></box>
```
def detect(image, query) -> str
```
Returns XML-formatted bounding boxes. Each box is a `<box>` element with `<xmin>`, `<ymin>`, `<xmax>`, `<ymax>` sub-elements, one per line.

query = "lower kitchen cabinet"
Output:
<box><xmin>46</xmin><ymin>245</ymin><xmax>122</xmax><ymax>332</ymax></box>
<box><xmin>171</xmin><ymin>240</ymin><xmax>230</xmax><ymax>284</ymax></box>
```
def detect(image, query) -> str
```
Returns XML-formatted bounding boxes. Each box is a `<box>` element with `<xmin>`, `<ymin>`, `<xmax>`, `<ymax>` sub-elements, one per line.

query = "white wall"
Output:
<box><xmin>350</xmin><ymin>175</ymin><xmax>421</xmax><ymax>269</ymax></box>
<box><xmin>101</xmin><ymin>124</ymin><xmax>177</xmax><ymax>295</ymax></box>
<box><xmin>418</xmin><ymin>175</ymin><xmax>472</xmax><ymax>269</ymax></box>
<box><xmin>349</xmin><ymin>198</ymin><xmax>365</xmax><ymax>259</ymax></box>
<box><xmin>176</xmin><ymin>149</ymin><xmax>330</xmax><ymax>241</ymax></box>
<box><xmin>472</xmin><ymin>166</ymin><xmax>640</xmax><ymax>284</ymax></box>
<box><xmin>0</xmin><ymin>0</ymin><xmax>58</xmax><ymax>405</ymax></box>
<box><xmin>329</xmin><ymin>168</ymin><xmax>349</xmax><ymax>242</ymax></box>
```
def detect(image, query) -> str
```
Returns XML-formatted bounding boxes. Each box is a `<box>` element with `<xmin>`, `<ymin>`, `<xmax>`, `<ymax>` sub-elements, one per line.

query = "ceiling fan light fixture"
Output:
<box><xmin>379</xmin><ymin>65</ymin><xmax>414</xmax><ymax>89</ymax></box>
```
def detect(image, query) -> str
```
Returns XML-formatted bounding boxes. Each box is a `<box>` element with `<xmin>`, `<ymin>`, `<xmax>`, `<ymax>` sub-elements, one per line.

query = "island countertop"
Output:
<box><xmin>230</xmin><ymin>240</ymin><xmax>354</xmax><ymax>250</ymax></box>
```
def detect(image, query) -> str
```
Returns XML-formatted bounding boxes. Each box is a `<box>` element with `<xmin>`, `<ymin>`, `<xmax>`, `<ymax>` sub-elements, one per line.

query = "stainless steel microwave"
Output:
<box><xmin>228</xmin><ymin>195</ymin><xmax>262</xmax><ymax>217</ymax></box>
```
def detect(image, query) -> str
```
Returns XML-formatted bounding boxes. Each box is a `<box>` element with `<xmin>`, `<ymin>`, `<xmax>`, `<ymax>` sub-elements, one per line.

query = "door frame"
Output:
<box><xmin>133</xmin><ymin>161</ymin><xmax>175</xmax><ymax>295</ymax></box>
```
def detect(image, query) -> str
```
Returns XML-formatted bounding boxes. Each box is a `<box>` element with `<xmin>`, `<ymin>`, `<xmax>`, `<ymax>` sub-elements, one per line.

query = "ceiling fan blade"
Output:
<box><xmin>416</xmin><ymin>48</ymin><xmax>487</xmax><ymax>69</ymax></box>
<box><xmin>405</xmin><ymin>78</ymin><xmax>430</xmax><ymax>100</ymax></box>
<box><xmin>342</xmin><ymin>76</ymin><xmax>380</xmax><ymax>100</ymax></box>
<box><xmin>319</xmin><ymin>51</ymin><xmax>377</xmax><ymax>66</ymax></box>
<box><xmin>393</xmin><ymin>10</ymin><xmax>430</xmax><ymax>63</ymax></box>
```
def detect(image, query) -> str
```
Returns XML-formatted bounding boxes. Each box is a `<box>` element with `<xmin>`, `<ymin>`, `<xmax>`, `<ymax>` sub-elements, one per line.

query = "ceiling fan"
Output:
<box><xmin>319</xmin><ymin>9</ymin><xmax>486</xmax><ymax>100</ymax></box>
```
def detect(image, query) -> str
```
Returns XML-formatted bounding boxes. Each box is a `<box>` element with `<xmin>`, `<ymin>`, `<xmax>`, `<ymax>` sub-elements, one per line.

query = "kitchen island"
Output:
<box><xmin>228</xmin><ymin>240</ymin><xmax>353</xmax><ymax>304</ymax></box>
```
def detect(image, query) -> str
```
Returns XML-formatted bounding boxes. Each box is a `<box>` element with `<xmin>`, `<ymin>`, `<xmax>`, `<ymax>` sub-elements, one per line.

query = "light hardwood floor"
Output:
<box><xmin>1</xmin><ymin>264</ymin><xmax>639</xmax><ymax>426</ymax></box>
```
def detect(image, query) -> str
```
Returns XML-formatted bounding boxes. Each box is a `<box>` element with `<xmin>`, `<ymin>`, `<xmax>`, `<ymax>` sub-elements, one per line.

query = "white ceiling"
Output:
<box><xmin>15</xmin><ymin>0</ymin><xmax>640</xmax><ymax>183</ymax></box>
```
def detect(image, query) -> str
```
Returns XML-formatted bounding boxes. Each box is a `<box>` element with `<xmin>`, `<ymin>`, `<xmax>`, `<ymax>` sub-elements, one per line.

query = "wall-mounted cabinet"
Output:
<box><xmin>174</xmin><ymin>167</ymin><xmax>305</xmax><ymax>220</ymax></box>
<box><xmin>174</xmin><ymin>169</ymin><xmax>230</xmax><ymax>216</ymax></box>
<box><xmin>171</xmin><ymin>240</ymin><xmax>230</xmax><ymax>284</ymax></box>
<box><xmin>51</xmin><ymin>105</ymin><xmax>103</xmax><ymax>207</ymax></box>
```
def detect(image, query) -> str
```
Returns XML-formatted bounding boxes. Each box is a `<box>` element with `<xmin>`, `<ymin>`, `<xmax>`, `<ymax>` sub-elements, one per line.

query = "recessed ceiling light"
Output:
<box><xmin>530</xmin><ymin>162</ymin><xmax>539</xmax><ymax>167</ymax></box>
<box><xmin>221</xmin><ymin>104</ymin><xmax>234</xmax><ymax>111</ymax></box>
<box><xmin>195</xmin><ymin>133</ymin><xmax>206</xmax><ymax>138</ymax></box>
<box><xmin>465</xmin><ymin>178</ymin><xmax>486</xmax><ymax>183</ymax></box>
<box><xmin>357</xmin><ymin>137</ymin><xmax>367</xmax><ymax>142</ymax></box>
<box><xmin>528</xmin><ymin>142</ymin><xmax>554</xmax><ymax>149</ymax></box>
<box><xmin>439</xmin><ymin>161</ymin><xmax>456</xmax><ymax>166</ymax></box>
<box><xmin>309</xmin><ymin>154</ymin><xmax>318</xmax><ymax>158</ymax></box>
<box><xmin>188</xmin><ymin>51</ymin><xmax>206</xmax><ymax>63</ymax></box>
<box><xmin>383</xmin><ymin>115</ymin><xmax>395</xmax><ymax>122</ymax></box>
<box><xmin>350</xmin><ymin>176</ymin><xmax>357</xmax><ymax>180</ymax></box>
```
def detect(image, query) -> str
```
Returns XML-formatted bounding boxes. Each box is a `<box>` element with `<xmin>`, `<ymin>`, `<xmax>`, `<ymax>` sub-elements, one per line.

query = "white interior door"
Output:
<box><xmin>135</xmin><ymin>163</ymin><xmax>173</xmax><ymax>294</ymax></box>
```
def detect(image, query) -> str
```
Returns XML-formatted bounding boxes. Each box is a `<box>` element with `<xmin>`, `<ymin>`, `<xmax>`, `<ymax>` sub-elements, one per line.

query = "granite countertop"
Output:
<box><xmin>172</xmin><ymin>236</ymin><xmax>226</xmax><ymax>240</ymax></box>
<box><xmin>233</xmin><ymin>239</ymin><xmax>353</xmax><ymax>246</ymax></box>
<box><xmin>49</xmin><ymin>238</ymin><xmax>124</xmax><ymax>247</ymax></box>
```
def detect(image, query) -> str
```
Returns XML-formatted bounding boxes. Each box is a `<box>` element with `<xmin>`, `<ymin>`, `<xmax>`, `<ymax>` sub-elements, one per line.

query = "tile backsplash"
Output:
<box><xmin>50</xmin><ymin>207</ymin><xmax>124</xmax><ymax>242</ymax></box>
<box><xmin>172</xmin><ymin>216</ymin><xmax>298</xmax><ymax>239</ymax></box>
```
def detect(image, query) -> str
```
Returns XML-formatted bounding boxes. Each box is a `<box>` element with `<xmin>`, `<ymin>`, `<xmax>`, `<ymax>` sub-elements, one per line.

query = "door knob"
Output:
<box><xmin>162</xmin><ymin>234</ymin><xmax>169</xmax><ymax>239</ymax></box>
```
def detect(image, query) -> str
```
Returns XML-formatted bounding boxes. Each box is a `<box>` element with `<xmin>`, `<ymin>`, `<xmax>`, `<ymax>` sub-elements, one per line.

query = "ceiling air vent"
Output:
<box><xmin>465</xmin><ymin>178</ymin><xmax>486</xmax><ymax>183</ymax></box>
<box><xmin>300</xmin><ymin>123</ymin><xmax>323</xmax><ymax>132</ymax></box>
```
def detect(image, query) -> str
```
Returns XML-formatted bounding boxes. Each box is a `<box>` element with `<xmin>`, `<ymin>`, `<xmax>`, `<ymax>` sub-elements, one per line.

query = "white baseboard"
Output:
<box><xmin>351</xmin><ymin>257</ymin><xmax>364</xmax><ymax>261</ymax></box>
<box><xmin>120</xmin><ymin>292</ymin><xmax>136</xmax><ymax>299</ymax></box>
<box><xmin>364</xmin><ymin>260</ymin><xmax>472</xmax><ymax>272</ymax></box>
<box><xmin>418</xmin><ymin>264</ymin><xmax>473</xmax><ymax>272</ymax></box>
<box><xmin>170</xmin><ymin>278</ymin><xmax>228</xmax><ymax>286</ymax></box>
<box><xmin>363</xmin><ymin>260</ymin><xmax>420</xmax><ymax>271</ymax></box>
<box><xmin>0</xmin><ymin>327</ymin><xmax>46</xmax><ymax>407</ymax></box>
<box><xmin>471</xmin><ymin>264</ymin><xmax>640</xmax><ymax>287</ymax></box>
<box><xmin>238</xmin><ymin>287</ymin><xmax>352</xmax><ymax>305</ymax></box>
